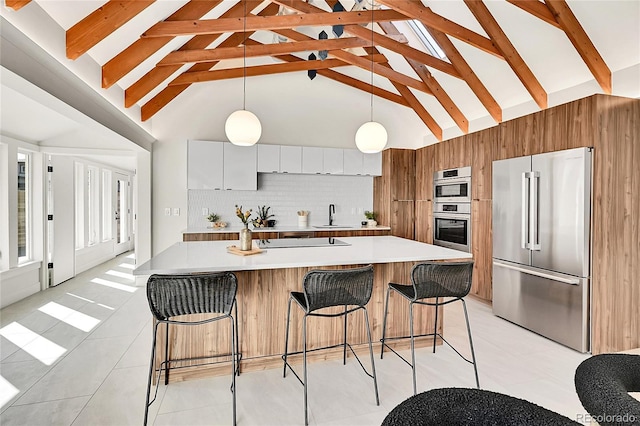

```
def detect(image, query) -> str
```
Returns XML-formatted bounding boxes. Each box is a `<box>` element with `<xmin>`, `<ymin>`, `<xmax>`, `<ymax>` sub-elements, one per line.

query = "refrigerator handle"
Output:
<box><xmin>493</xmin><ymin>261</ymin><xmax>580</xmax><ymax>285</ymax></box>
<box><xmin>521</xmin><ymin>172</ymin><xmax>530</xmax><ymax>249</ymax></box>
<box><xmin>530</xmin><ymin>171</ymin><xmax>541</xmax><ymax>251</ymax></box>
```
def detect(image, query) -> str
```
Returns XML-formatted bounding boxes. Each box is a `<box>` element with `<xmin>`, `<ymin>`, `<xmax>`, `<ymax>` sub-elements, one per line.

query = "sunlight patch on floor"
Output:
<box><xmin>90</xmin><ymin>277</ymin><xmax>137</xmax><ymax>293</ymax></box>
<box><xmin>0</xmin><ymin>375</ymin><xmax>19</xmax><ymax>409</ymax></box>
<box><xmin>0</xmin><ymin>322</ymin><xmax>66</xmax><ymax>366</ymax></box>
<box><xmin>38</xmin><ymin>302</ymin><xmax>100</xmax><ymax>332</ymax></box>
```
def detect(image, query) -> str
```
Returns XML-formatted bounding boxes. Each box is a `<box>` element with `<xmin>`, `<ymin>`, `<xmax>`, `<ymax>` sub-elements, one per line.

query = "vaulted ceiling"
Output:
<box><xmin>3</xmin><ymin>0</ymin><xmax>639</xmax><ymax>147</ymax></box>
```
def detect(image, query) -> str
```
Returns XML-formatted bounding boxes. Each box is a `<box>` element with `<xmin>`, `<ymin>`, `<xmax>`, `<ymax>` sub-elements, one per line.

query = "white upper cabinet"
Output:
<box><xmin>323</xmin><ymin>148</ymin><xmax>344</xmax><ymax>174</ymax></box>
<box><xmin>187</xmin><ymin>140</ymin><xmax>257</xmax><ymax>190</ymax></box>
<box><xmin>302</xmin><ymin>147</ymin><xmax>324</xmax><ymax>174</ymax></box>
<box><xmin>280</xmin><ymin>145</ymin><xmax>302</xmax><ymax>173</ymax></box>
<box><xmin>257</xmin><ymin>144</ymin><xmax>280</xmax><ymax>173</ymax></box>
<box><xmin>223</xmin><ymin>143</ymin><xmax>257</xmax><ymax>190</ymax></box>
<box><xmin>342</xmin><ymin>149</ymin><xmax>382</xmax><ymax>176</ymax></box>
<box><xmin>343</xmin><ymin>149</ymin><xmax>364</xmax><ymax>175</ymax></box>
<box><xmin>363</xmin><ymin>151</ymin><xmax>383</xmax><ymax>176</ymax></box>
<box><xmin>188</xmin><ymin>140</ymin><xmax>224</xmax><ymax>189</ymax></box>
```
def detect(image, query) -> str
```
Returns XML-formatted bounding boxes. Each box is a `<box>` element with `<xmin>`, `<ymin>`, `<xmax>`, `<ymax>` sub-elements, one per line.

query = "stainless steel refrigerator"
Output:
<box><xmin>492</xmin><ymin>147</ymin><xmax>592</xmax><ymax>352</ymax></box>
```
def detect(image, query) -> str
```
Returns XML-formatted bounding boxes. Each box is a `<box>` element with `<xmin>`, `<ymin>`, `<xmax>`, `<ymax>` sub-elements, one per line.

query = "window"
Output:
<box><xmin>87</xmin><ymin>166</ymin><xmax>99</xmax><ymax>246</ymax></box>
<box><xmin>75</xmin><ymin>162</ymin><xmax>84</xmax><ymax>249</ymax></box>
<box><xmin>407</xmin><ymin>20</ymin><xmax>448</xmax><ymax>60</ymax></box>
<box><xmin>17</xmin><ymin>152</ymin><xmax>30</xmax><ymax>262</ymax></box>
<box><xmin>102</xmin><ymin>170</ymin><xmax>112</xmax><ymax>241</ymax></box>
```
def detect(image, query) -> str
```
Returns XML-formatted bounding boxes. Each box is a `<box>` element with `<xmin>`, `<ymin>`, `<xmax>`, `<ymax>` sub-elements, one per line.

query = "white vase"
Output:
<box><xmin>367</xmin><ymin>219</ymin><xmax>377</xmax><ymax>228</ymax></box>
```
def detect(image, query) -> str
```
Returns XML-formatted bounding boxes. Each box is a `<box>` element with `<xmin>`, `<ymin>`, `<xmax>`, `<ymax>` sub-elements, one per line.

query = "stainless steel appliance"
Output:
<box><xmin>492</xmin><ymin>147</ymin><xmax>592</xmax><ymax>352</ymax></box>
<box><xmin>434</xmin><ymin>166</ymin><xmax>471</xmax><ymax>203</ymax></box>
<box><xmin>433</xmin><ymin>202</ymin><xmax>471</xmax><ymax>252</ymax></box>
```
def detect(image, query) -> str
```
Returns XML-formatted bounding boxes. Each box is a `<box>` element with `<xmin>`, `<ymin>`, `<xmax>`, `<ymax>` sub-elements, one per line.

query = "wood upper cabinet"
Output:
<box><xmin>416</xmin><ymin>145</ymin><xmax>435</xmax><ymax>201</ymax></box>
<box><xmin>388</xmin><ymin>149</ymin><xmax>415</xmax><ymax>201</ymax></box>
<box><xmin>471</xmin><ymin>126</ymin><xmax>496</xmax><ymax>200</ymax></box>
<box><xmin>391</xmin><ymin>200</ymin><xmax>414</xmax><ymax>239</ymax></box>
<box><xmin>433</xmin><ymin>136</ymin><xmax>471</xmax><ymax>172</ymax></box>
<box><xmin>414</xmin><ymin>200</ymin><xmax>432</xmax><ymax>243</ymax></box>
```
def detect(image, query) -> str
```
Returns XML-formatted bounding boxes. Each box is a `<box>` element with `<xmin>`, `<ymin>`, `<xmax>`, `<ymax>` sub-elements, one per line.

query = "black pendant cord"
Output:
<box><xmin>370</xmin><ymin>5</ymin><xmax>374</xmax><ymax>123</ymax></box>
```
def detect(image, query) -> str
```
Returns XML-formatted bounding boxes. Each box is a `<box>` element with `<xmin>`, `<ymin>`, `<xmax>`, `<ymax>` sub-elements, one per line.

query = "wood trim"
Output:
<box><xmin>131</xmin><ymin>1</ymin><xmax>276</xmax><ymax>111</ymax></box>
<box><xmin>464</xmin><ymin>0</ymin><xmax>548</xmax><ymax>109</ymax></box>
<box><xmin>141</xmin><ymin>9</ymin><xmax>408</xmax><ymax>37</ymax></box>
<box><xmin>545</xmin><ymin>0</ymin><xmax>612</xmax><ymax>94</ymax></box>
<box><xmin>428</xmin><ymin>28</ymin><xmax>502</xmax><ymax>123</ymax></box>
<box><xmin>167</xmin><ymin>56</ymin><xmax>387</xmax><ymax>85</ymax></box>
<box><xmin>375</xmin><ymin>0</ymin><xmax>504</xmax><ymax>59</ymax></box>
<box><xmin>275</xmin><ymin>29</ymin><xmax>432</xmax><ymax>95</ymax></box>
<box><xmin>378</xmin><ymin>22</ymin><xmax>468</xmax><ymax>134</ymax></box>
<box><xmin>505</xmin><ymin>0</ymin><xmax>562</xmax><ymax>29</ymax></box>
<box><xmin>4</xmin><ymin>0</ymin><xmax>30</xmax><ymax>11</ymax></box>
<box><xmin>157</xmin><ymin>37</ymin><xmax>373</xmax><ymax>66</ymax></box>
<box><xmin>66</xmin><ymin>0</ymin><xmax>155</xmax><ymax>60</ymax></box>
<box><xmin>101</xmin><ymin>0</ymin><xmax>223</xmax><ymax>88</ymax></box>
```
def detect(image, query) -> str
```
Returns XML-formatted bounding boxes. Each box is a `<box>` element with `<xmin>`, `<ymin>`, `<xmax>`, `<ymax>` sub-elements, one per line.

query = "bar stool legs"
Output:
<box><xmin>462</xmin><ymin>299</ymin><xmax>480</xmax><ymax>389</ymax></box>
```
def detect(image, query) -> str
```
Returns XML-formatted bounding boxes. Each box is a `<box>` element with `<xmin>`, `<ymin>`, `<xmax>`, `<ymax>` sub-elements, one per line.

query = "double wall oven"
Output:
<box><xmin>433</xmin><ymin>166</ymin><xmax>471</xmax><ymax>252</ymax></box>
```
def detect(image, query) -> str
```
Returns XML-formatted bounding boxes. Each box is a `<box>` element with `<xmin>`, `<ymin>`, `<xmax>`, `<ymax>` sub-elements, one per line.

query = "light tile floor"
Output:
<box><xmin>0</xmin><ymin>251</ymin><xmax>593</xmax><ymax>425</ymax></box>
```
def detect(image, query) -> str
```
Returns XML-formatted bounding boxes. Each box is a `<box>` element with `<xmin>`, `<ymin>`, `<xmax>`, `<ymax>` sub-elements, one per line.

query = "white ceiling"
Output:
<box><xmin>2</xmin><ymin>0</ymin><xmax>639</xmax><ymax>150</ymax></box>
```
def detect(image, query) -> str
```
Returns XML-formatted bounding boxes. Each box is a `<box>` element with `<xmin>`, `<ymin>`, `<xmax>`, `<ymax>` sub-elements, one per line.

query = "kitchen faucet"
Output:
<box><xmin>329</xmin><ymin>204</ymin><xmax>335</xmax><ymax>225</ymax></box>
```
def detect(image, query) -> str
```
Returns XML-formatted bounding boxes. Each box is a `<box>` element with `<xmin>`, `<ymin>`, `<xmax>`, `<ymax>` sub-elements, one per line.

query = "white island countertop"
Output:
<box><xmin>134</xmin><ymin>236</ymin><xmax>472</xmax><ymax>275</ymax></box>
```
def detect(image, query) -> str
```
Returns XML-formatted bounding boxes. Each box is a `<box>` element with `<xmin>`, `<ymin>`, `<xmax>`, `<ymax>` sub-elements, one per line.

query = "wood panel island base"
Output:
<box><xmin>134</xmin><ymin>236</ymin><xmax>472</xmax><ymax>383</ymax></box>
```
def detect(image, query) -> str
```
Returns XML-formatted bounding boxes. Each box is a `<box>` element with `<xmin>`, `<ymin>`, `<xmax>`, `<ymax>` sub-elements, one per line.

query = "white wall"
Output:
<box><xmin>188</xmin><ymin>173</ymin><xmax>373</xmax><ymax>229</ymax></box>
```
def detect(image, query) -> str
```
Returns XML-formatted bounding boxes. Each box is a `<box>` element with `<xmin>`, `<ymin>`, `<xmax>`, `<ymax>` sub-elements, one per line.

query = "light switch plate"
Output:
<box><xmin>173</xmin><ymin>208</ymin><xmax>180</xmax><ymax>216</ymax></box>
<box><xmin>164</xmin><ymin>208</ymin><xmax>171</xmax><ymax>216</ymax></box>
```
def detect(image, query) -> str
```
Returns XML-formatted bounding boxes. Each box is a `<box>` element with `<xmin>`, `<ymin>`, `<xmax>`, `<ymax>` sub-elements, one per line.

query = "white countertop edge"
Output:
<box><xmin>134</xmin><ymin>236</ymin><xmax>472</xmax><ymax>276</ymax></box>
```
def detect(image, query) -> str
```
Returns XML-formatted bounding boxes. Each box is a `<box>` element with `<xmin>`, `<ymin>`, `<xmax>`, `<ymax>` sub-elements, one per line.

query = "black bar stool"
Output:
<box><xmin>144</xmin><ymin>272</ymin><xmax>240</xmax><ymax>425</ymax></box>
<box><xmin>380</xmin><ymin>261</ymin><xmax>479</xmax><ymax>395</ymax></box>
<box><xmin>282</xmin><ymin>265</ymin><xmax>379</xmax><ymax>425</ymax></box>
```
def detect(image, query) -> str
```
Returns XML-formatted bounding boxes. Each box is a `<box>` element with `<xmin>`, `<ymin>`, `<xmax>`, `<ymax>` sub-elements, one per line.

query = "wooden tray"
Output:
<box><xmin>226</xmin><ymin>245</ymin><xmax>263</xmax><ymax>256</ymax></box>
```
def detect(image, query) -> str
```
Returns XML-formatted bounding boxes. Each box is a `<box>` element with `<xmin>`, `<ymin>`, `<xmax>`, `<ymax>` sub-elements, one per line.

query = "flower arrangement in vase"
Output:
<box><xmin>235</xmin><ymin>205</ymin><xmax>253</xmax><ymax>251</ymax></box>
<box><xmin>252</xmin><ymin>205</ymin><xmax>274</xmax><ymax>228</ymax></box>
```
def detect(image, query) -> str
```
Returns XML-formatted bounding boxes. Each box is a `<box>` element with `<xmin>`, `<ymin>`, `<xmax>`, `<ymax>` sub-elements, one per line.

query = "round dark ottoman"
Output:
<box><xmin>381</xmin><ymin>388</ymin><xmax>579</xmax><ymax>426</ymax></box>
<box><xmin>575</xmin><ymin>354</ymin><xmax>640</xmax><ymax>426</ymax></box>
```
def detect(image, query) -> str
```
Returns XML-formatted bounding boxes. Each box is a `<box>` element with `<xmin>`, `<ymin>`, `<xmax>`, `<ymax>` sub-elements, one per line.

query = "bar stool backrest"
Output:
<box><xmin>410</xmin><ymin>261</ymin><xmax>474</xmax><ymax>300</ymax></box>
<box><xmin>302</xmin><ymin>265</ymin><xmax>374</xmax><ymax>313</ymax></box>
<box><xmin>146</xmin><ymin>273</ymin><xmax>238</xmax><ymax>321</ymax></box>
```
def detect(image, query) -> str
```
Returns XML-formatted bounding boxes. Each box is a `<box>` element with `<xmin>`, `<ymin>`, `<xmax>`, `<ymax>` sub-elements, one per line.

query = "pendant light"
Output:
<box><xmin>225</xmin><ymin>0</ymin><xmax>261</xmax><ymax>146</ymax></box>
<box><xmin>355</xmin><ymin>3</ymin><xmax>387</xmax><ymax>154</ymax></box>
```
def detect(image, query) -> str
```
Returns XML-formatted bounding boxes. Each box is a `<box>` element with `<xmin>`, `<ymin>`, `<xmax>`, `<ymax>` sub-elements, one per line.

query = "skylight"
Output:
<box><xmin>407</xmin><ymin>20</ymin><xmax>448</xmax><ymax>60</ymax></box>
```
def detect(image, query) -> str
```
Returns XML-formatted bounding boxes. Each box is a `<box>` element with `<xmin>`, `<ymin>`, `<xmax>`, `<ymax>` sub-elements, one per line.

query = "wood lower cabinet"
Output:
<box><xmin>183</xmin><ymin>229</ymin><xmax>389</xmax><ymax>241</ymax></box>
<box><xmin>414</xmin><ymin>200</ymin><xmax>432</xmax><ymax>243</ymax></box>
<box><xmin>471</xmin><ymin>200</ymin><xmax>492</xmax><ymax>300</ymax></box>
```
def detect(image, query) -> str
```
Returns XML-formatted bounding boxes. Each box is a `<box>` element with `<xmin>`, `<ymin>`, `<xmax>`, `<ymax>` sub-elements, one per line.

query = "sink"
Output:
<box><xmin>313</xmin><ymin>225</ymin><xmax>353</xmax><ymax>229</ymax></box>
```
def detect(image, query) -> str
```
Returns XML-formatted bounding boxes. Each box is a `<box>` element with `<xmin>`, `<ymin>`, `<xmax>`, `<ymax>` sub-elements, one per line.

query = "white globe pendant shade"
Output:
<box><xmin>225</xmin><ymin>109</ymin><xmax>262</xmax><ymax>146</ymax></box>
<box><xmin>355</xmin><ymin>121</ymin><xmax>388</xmax><ymax>153</ymax></box>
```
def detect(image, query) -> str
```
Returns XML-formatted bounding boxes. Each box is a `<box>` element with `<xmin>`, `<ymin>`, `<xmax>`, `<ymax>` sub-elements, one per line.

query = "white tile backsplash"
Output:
<box><xmin>188</xmin><ymin>173</ymin><xmax>373</xmax><ymax>228</ymax></box>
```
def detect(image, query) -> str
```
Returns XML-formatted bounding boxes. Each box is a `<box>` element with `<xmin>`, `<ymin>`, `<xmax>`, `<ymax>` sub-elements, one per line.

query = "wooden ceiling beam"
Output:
<box><xmin>102</xmin><ymin>0</ymin><xmax>223</xmax><ymax>89</ymax></box>
<box><xmin>506</xmin><ymin>0</ymin><xmax>562</xmax><ymax>29</ymax></box>
<box><xmin>464</xmin><ymin>0</ymin><xmax>547</xmax><ymax>109</ymax></box>
<box><xmin>4</xmin><ymin>0</ymin><xmax>31</xmax><ymax>11</ymax></box>
<box><xmin>142</xmin><ymin>9</ymin><xmax>408</xmax><ymax>38</ymax></box>
<box><xmin>157</xmin><ymin>37</ymin><xmax>372</xmax><ymax>66</ymax></box>
<box><xmin>374</xmin><ymin>0</ymin><xmax>504</xmax><ymax>59</ymax></box>
<box><xmin>66</xmin><ymin>0</ymin><xmax>155</xmax><ymax>60</ymax></box>
<box><xmin>275</xmin><ymin>28</ymin><xmax>432</xmax><ymax>95</ymax></box>
<box><xmin>378</xmin><ymin>22</ymin><xmax>468</xmax><ymax>134</ymax></box>
<box><xmin>270</xmin><ymin>0</ymin><xmax>461</xmax><ymax>79</ymax></box>
<box><xmin>127</xmin><ymin>2</ymin><xmax>276</xmax><ymax>108</ymax></box>
<box><xmin>427</xmin><ymin>27</ymin><xmax>502</xmax><ymax>123</ymax></box>
<box><xmin>545</xmin><ymin>0</ymin><xmax>612</xmax><ymax>94</ymax></box>
<box><xmin>167</xmin><ymin>55</ymin><xmax>387</xmax><ymax>85</ymax></box>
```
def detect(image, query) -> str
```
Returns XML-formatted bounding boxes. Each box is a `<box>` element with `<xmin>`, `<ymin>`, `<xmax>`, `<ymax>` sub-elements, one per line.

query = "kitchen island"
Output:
<box><xmin>134</xmin><ymin>236</ymin><xmax>471</xmax><ymax>382</ymax></box>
